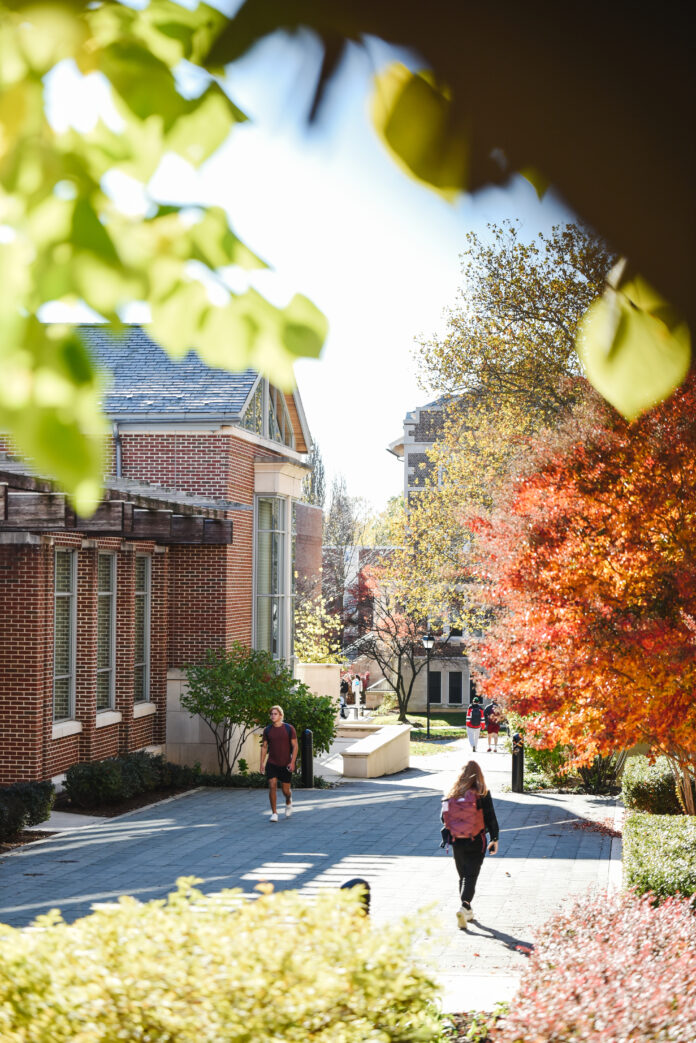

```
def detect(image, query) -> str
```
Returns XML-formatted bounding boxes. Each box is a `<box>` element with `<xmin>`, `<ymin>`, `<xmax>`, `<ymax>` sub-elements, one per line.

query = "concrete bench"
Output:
<box><xmin>339</xmin><ymin>723</ymin><xmax>411</xmax><ymax>778</ymax></box>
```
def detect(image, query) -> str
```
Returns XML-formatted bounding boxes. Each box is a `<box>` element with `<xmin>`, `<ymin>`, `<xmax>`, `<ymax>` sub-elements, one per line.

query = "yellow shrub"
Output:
<box><xmin>0</xmin><ymin>878</ymin><xmax>441</xmax><ymax>1042</ymax></box>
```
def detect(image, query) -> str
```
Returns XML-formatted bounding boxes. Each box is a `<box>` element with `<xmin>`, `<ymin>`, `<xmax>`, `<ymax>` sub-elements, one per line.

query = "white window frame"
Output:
<box><xmin>53</xmin><ymin>549</ymin><xmax>77</xmax><ymax>722</ymax></box>
<box><xmin>134</xmin><ymin>555</ymin><xmax>151</xmax><ymax>703</ymax></box>
<box><xmin>254</xmin><ymin>496</ymin><xmax>293</xmax><ymax>661</ymax></box>
<box><xmin>96</xmin><ymin>553</ymin><xmax>116</xmax><ymax>713</ymax></box>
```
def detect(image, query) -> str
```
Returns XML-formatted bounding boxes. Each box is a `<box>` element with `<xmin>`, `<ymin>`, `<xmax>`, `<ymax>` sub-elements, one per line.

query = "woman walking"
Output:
<box><xmin>441</xmin><ymin>761</ymin><xmax>499</xmax><ymax>928</ymax></box>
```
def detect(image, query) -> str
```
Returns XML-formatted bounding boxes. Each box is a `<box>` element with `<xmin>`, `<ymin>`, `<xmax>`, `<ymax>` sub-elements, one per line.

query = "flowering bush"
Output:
<box><xmin>622</xmin><ymin>755</ymin><xmax>682</xmax><ymax>814</ymax></box>
<box><xmin>496</xmin><ymin>891</ymin><xmax>696</xmax><ymax>1042</ymax></box>
<box><xmin>0</xmin><ymin>879</ymin><xmax>441</xmax><ymax>1042</ymax></box>
<box><xmin>624</xmin><ymin>811</ymin><xmax>696</xmax><ymax>900</ymax></box>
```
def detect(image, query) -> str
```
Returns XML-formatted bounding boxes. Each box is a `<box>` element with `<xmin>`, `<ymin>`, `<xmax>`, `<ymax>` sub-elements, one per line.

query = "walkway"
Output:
<box><xmin>0</xmin><ymin>742</ymin><xmax>620</xmax><ymax>1012</ymax></box>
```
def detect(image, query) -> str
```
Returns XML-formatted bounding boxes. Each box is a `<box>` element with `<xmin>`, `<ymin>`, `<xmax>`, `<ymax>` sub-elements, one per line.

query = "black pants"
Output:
<box><xmin>453</xmin><ymin>833</ymin><xmax>487</xmax><ymax>905</ymax></box>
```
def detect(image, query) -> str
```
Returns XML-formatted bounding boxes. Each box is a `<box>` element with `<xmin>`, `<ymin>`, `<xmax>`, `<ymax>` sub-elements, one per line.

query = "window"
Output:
<box><xmin>448</xmin><ymin>672</ymin><xmax>463</xmax><ymax>705</ymax></box>
<box><xmin>242</xmin><ymin>380</ymin><xmax>295</xmax><ymax>449</ymax></box>
<box><xmin>242</xmin><ymin>381</ymin><xmax>264</xmax><ymax>436</ymax></box>
<box><xmin>96</xmin><ymin>554</ymin><xmax>116</xmax><ymax>712</ymax></box>
<box><xmin>54</xmin><ymin>549</ymin><xmax>76</xmax><ymax>721</ymax></box>
<box><xmin>256</xmin><ymin>497</ymin><xmax>287</xmax><ymax>659</ymax></box>
<box><xmin>428</xmin><ymin>669</ymin><xmax>442</xmax><ymax>704</ymax></box>
<box><xmin>134</xmin><ymin>556</ymin><xmax>151</xmax><ymax>702</ymax></box>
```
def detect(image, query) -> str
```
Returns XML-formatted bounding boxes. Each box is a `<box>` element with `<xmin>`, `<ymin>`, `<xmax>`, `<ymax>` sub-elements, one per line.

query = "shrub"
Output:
<box><xmin>0</xmin><ymin>793</ymin><xmax>27</xmax><ymax>842</ymax></box>
<box><xmin>0</xmin><ymin>879</ymin><xmax>441</xmax><ymax>1041</ymax></box>
<box><xmin>3</xmin><ymin>781</ymin><xmax>55</xmax><ymax>827</ymax></box>
<box><xmin>622</xmin><ymin>754</ymin><xmax>682</xmax><ymax>814</ymax></box>
<box><xmin>119</xmin><ymin>751</ymin><xmax>161</xmax><ymax>793</ymax></box>
<box><xmin>623</xmin><ymin>811</ymin><xmax>696</xmax><ymax>900</ymax></box>
<box><xmin>64</xmin><ymin>760</ymin><xmax>131</xmax><ymax>807</ymax></box>
<box><xmin>577</xmin><ymin>751</ymin><xmax>627</xmax><ymax>793</ymax></box>
<box><xmin>496</xmin><ymin>891</ymin><xmax>696</xmax><ymax>1043</ymax></box>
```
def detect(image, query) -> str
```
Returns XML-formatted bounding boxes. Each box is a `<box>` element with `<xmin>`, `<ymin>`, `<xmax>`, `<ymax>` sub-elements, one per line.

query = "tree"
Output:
<box><xmin>396</xmin><ymin>224</ymin><xmax>614</xmax><ymax>625</ymax></box>
<box><xmin>0</xmin><ymin>0</ymin><xmax>326</xmax><ymax>511</ymax></box>
<box><xmin>322</xmin><ymin>475</ymin><xmax>378</xmax><ymax>641</ymax></box>
<box><xmin>302</xmin><ymin>441</ymin><xmax>326</xmax><ymax>508</ymax></box>
<box><xmin>293</xmin><ymin>594</ymin><xmax>343</xmax><ymax>664</ymax></box>
<box><xmin>471</xmin><ymin>383</ymin><xmax>696</xmax><ymax>813</ymax></box>
<box><xmin>355</xmin><ymin>561</ymin><xmax>453</xmax><ymax>722</ymax></box>
<box><xmin>182</xmin><ymin>643</ymin><xmax>335</xmax><ymax>776</ymax></box>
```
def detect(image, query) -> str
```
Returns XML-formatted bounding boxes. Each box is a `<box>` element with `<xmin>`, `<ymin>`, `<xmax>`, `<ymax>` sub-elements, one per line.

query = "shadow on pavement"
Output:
<box><xmin>467</xmin><ymin>918</ymin><xmax>535</xmax><ymax>956</ymax></box>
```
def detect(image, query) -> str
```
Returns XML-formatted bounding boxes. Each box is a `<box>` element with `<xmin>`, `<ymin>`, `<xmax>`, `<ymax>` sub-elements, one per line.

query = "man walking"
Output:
<box><xmin>259</xmin><ymin>705</ymin><xmax>298</xmax><ymax>822</ymax></box>
<box><xmin>466</xmin><ymin>697</ymin><xmax>485</xmax><ymax>752</ymax></box>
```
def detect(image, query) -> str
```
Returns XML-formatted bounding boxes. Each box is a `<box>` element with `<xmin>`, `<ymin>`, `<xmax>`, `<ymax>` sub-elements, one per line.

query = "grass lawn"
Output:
<box><xmin>410</xmin><ymin>740</ymin><xmax>461</xmax><ymax>756</ymax></box>
<box><xmin>371</xmin><ymin>711</ymin><xmax>467</xmax><ymax>740</ymax></box>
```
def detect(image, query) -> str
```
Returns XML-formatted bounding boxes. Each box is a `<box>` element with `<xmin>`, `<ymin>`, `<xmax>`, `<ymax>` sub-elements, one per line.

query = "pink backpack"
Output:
<box><xmin>443</xmin><ymin>790</ymin><xmax>484</xmax><ymax>839</ymax></box>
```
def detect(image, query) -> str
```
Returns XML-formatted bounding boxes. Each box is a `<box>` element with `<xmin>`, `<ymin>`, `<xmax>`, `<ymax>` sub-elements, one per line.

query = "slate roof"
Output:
<box><xmin>79</xmin><ymin>325</ymin><xmax>258</xmax><ymax>419</ymax></box>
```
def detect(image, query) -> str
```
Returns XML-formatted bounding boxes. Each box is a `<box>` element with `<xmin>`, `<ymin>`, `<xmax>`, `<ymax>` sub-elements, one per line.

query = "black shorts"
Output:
<box><xmin>266</xmin><ymin>762</ymin><xmax>292</xmax><ymax>784</ymax></box>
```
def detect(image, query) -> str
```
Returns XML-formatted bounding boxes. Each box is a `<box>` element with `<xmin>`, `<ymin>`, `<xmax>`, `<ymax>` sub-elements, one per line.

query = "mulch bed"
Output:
<box><xmin>52</xmin><ymin>785</ymin><xmax>200</xmax><ymax>819</ymax></box>
<box><xmin>0</xmin><ymin>830</ymin><xmax>57</xmax><ymax>855</ymax></box>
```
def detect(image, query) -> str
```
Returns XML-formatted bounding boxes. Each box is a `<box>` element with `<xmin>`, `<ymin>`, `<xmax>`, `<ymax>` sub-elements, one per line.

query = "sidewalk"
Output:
<box><xmin>0</xmin><ymin>741</ymin><xmax>620</xmax><ymax>1014</ymax></box>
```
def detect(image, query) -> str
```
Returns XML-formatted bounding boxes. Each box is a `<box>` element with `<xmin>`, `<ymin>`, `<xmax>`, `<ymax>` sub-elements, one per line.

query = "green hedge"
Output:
<box><xmin>0</xmin><ymin>879</ymin><xmax>441</xmax><ymax>1041</ymax></box>
<box><xmin>64</xmin><ymin>754</ymin><xmax>202</xmax><ymax>808</ymax></box>
<box><xmin>0</xmin><ymin>781</ymin><xmax>55</xmax><ymax>842</ymax></box>
<box><xmin>64</xmin><ymin>753</ymin><xmax>332</xmax><ymax>809</ymax></box>
<box><xmin>623</xmin><ymin>811</ymin><xmax>696</xmax><ymax>901</ymax></box>
<box><xmin>621</xmin><ymin>755</ymin><xmax>682</xmax><ymax>815</ymax></box>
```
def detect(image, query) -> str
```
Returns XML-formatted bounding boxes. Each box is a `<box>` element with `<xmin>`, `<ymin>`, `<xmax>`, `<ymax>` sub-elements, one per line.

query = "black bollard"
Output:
<box><xmin>340</xmin><ymin>877</ymin><xmax>371</xmax><ymax>915</ymax></box>
<box><xmin>511</xmin><ymin>732</ymin><xmax>524</xmax><ymax>792</ymax></box>
<box><xmin>301</xmin><ymin>728</ymin><xmax>314</xmax><ymax>788</ymax></box>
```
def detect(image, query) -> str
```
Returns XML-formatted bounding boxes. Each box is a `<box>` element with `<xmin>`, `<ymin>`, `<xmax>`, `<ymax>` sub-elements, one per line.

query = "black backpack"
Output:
<box><xmin>469</xmin><ymin>704</ymin><xmax>482</xmax><ymax>727</ymax></box>
<box><xmin>263</xmin><ymin>722</ymin><xmax>294</xmax><ymax>744</ymax></box>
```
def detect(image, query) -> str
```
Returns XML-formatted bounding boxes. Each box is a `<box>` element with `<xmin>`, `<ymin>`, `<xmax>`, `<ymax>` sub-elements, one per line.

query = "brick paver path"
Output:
<box><xmin>0</xmin><ymin>743</ymin><xmax>618</xmax><ymax>1011</ymax></box>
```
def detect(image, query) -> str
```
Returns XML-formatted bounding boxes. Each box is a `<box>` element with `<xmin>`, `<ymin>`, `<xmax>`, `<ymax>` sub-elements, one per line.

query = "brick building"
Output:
<box><xmin>0</xmin><ymin>326</ymin><xmax>321</xmax><ymax>785</ymax></box>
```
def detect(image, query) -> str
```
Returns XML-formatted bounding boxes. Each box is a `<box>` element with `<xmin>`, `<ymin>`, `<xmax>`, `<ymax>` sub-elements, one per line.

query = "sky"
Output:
<box><xmin>203</xmin><ymin>33</ymin><xmax>575</xmax><ymax>509</ymax></box>
<box><xmin>47</xmin><ymin>11</ymin><xmax>575</xmax><ymax>511</ymax></box>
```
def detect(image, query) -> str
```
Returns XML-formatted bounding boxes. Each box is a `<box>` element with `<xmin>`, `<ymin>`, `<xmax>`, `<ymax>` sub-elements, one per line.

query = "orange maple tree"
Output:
<box><xmin>472</xmin><ymin>382</ymin><xmax>696</xmax><ymax>812</ymax></box>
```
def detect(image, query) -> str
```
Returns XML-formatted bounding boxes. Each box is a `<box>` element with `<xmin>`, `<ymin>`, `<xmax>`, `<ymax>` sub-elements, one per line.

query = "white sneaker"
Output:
<box><xmin>285</xmin><ymin>802</ymin><xmax>293</xmax><ymax>818</ymax></box>
<box><xmin>456</xmin><ymin>905</ymin><xmax>474</xmax><ymax>928</ymax></box>
<box><xmin>269</xmin><ymin>813</ymin><xmax>278</xmax><ymax>822</ymax></box>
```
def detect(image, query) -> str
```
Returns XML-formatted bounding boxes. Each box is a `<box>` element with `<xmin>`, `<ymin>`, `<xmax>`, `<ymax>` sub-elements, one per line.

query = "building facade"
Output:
<box><xmin>0</xmin><ymin>326</ymin><xmax>320</xmax><ymax>784</ymax></box>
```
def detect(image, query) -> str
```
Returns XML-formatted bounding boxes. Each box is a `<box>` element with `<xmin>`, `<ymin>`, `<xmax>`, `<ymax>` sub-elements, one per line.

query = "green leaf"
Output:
<box><xmin>519</xmin><ymin>166</ymin><xmax>550</xmax><ymax>200</ymax></box>
<box><xmin>577</xmin><ymin>275</ymin><xmax>691</xmax><ymax>420</ymax></box>
<box><xmin>371</xmin><ymin>64</ymin><xmax>468</xmax><ymax>200</ymax></box>
<box><xmin>282</xmin><ymin>293</ymin><xmax>328</xmax><ymax>360</ymax></box>
<box><xmin>166</xmin><ymin>83</ymin><xmax>246</xmax><ymax>167</ymax></box>
<box><xmin>189</xmin><ymin>206</ymin><xmax>265</xmax><ymax>270</ymax></box>
<box><xmin>71</xmin><ymin>198</ymin><xmax>119</xmax><ymax>263</ymax></box>
<box><xmin>0</xmin><ymin>319</ymin><xmax>107</xmax><ymax>514</ymax></box>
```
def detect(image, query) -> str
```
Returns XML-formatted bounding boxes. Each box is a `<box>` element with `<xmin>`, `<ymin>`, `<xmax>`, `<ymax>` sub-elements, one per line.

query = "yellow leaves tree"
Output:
<box><xmin>293</xmin><ymin>595</ymin><xmax>343</xmax><ymax>664</ymax></box>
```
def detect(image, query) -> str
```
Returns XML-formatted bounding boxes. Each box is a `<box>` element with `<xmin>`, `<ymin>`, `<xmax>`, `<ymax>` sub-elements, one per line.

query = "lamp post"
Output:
<box><xmin>422</xmin><ymin>631</ymin><xmax>435</xmax><ymax>739</ymax></box>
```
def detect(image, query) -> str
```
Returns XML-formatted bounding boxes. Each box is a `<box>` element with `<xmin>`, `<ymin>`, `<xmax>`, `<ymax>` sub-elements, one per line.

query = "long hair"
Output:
<box><xmin>446</xmin><ymin>760</ymin><xmax>488</xmax><ymax>799</ymax></box>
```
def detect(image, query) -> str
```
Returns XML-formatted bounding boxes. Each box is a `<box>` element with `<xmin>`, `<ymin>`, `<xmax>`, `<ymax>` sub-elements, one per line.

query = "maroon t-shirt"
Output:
<box><xmin>265</xmin><ymin>722</ymin><xmax>296</xmax><ymax>766</ymax></box>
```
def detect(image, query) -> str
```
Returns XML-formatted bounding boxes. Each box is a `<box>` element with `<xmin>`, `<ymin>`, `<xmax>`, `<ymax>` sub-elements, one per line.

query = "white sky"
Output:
<box><xmin>47</xmin><ymin>15</ymin><xmax>575</xmax><ymax>510</ymax></box>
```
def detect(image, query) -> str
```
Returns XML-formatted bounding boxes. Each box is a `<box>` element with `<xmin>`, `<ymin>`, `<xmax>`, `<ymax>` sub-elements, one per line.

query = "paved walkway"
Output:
<box><xmin>0</xmin><ymin>742</ymin><xmax>620</xmax><ymax>1012</ymax></box>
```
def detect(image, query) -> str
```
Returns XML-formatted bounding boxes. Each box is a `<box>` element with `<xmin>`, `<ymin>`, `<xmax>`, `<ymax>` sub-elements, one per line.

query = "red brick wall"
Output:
<box><xmin>0</xmin><ymin>537</ymin><xmax>167</xmax><ymax>784</ymax></box>
<box><xmin>0</xmin><ymin>543</ymin><xmax>52</xmax><ymax>784</ymax></box>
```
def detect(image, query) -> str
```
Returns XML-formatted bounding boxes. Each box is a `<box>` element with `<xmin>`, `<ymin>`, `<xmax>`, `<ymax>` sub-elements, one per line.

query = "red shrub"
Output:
<box><xmin>496</xmin><ymin>891</ymin><xmax>696</xmax><ymax>1042</ymax></box>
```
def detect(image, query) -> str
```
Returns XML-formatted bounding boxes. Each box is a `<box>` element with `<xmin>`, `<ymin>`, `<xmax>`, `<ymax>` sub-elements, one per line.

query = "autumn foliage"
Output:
<box><xmin>472</xmin><ymin>381</ymin><xmax>696</xmax><ymax>810</ymax></box>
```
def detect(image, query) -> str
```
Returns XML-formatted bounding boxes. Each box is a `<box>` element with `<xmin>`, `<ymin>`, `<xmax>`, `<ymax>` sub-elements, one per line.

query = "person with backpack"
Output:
<box><xmin>466</xmin><ymin>696</ymin><xmax>485</xmax><ymax>751</ymax></box>
<box><xmin>339</xmin><ymin>676</ymin><xmax>349</xmax><ymax>718</ymax></box>
<box><xmin>484</xmin><ymin>699</ymin><xmax>502</xmax><ymax>752</ymax></box>
<box><xmin>259</xmin><ymin>705</ymin><xmax>298</xmax><ymax>822</ymax></box>
<box><xmin>441</xmin><ymin>760</ymin><xmax>499</xmax><ymax>928</ymax></box>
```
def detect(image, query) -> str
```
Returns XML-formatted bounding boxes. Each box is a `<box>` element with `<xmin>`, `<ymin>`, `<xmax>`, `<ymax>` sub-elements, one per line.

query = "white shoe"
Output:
<box><xmin>456</xmin><ymin>905</ymin><xmax>474</xmax><ymax>928</ymax></box>
<box><xmin>270</xmin><ymin>813</ymin><xmax>278</xmax><ymax>822</ymax></box>
<box><xmin>285</xmin><ymin>802</ymin><xmax>292</xmax><ymax>818</ymax></box>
